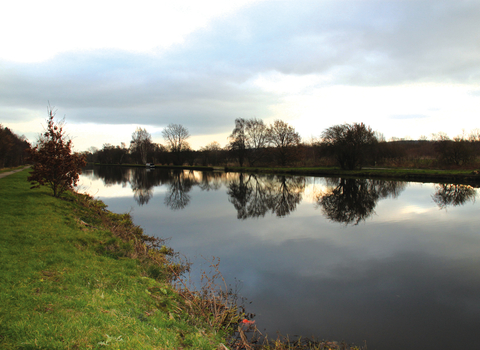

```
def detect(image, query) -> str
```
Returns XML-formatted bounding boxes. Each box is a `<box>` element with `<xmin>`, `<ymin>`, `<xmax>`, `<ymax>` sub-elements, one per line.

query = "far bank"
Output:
<box><xmin>91</xmin><ymin>162</ymin><xmax>480</xmax><ymax>185</ymax></box>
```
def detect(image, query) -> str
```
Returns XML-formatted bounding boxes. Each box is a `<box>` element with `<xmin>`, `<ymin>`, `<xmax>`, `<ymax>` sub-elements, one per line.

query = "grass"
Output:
<box><xmin>0</xmin><ymin>169</ymin><xmax>227</xmax><ymax>349</ymax></box>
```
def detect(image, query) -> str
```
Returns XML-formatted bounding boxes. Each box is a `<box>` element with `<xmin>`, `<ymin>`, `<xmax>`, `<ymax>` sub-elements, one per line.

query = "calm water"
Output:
<box><xmin>79</xmin><ymin>166</ymin><xmax>480</xmax><ymax>349</ymax></box>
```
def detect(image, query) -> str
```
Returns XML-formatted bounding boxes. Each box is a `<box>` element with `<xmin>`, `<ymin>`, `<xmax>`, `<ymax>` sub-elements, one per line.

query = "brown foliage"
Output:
<box><xmin>27</xmin><ymin>107</ymin><xmax>86</xmax><ymax>197</ymax></box>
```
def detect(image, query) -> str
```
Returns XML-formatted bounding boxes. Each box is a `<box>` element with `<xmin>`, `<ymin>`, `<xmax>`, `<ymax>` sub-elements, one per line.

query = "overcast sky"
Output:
<box><xmin>2</xmin><ymin>0</ymin><xmax>480</xmax><ymax>151</ymax></box>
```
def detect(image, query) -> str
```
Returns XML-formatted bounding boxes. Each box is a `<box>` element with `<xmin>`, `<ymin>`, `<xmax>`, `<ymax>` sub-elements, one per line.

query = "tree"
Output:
<box><xmin>27</xmin><ymin>107</ymin><xmax>86</xmax><ymax>197</ymax></box>
<box><xmin>267</xmin><ymin>120</ymin><xmax>301</xmax><ymax>166</ymax></box>
<box><xmin>433</xmin><ymin>133</ymin><xmax>474</xmax><ymax>167</ymax></box>
<box><xmin>130</xmin><ymin>127</ymin><xmax>152</xmax><ymax>164</ymax></box>
<box><xmin>0</xmin><ymin>125</ymin><xmax>31</xmax><ymax>168</ymax></box>
<box><xmin>245</xmin><ymin>118</ymin><xmax>268</xmax><ymax>166</ymax></box>
<box><xmin>200</xmin><ymin>141</ymin><xmax>222</xmax><ymax>166</ymax></box>
<box><xmin>97</xmin><ymin>143</ymin><xmax>129</xmax><ymax>164</ymax></box>
<box><xmin>228</xmin><ymin>118</ymin><xmax>248</xmax><ymax>166</ymax></box>
<box><xmin>228</xmin><ymin>118</ymin><xmax>269</xmax><ymax>166</ymax></box>
<box><xmin>151</xmin><ymin>143</ymin><xmax>168</xmax><ymax>165</ymax></box>
<box><xmin>321</xmin><ymin>123</ymin><xmax>378</xmax><ymax>170</ymax></box>
<box><xmin>162</xmin><ymin>124</ymin><xmax>190</xmax><ymax>165</ymax></box>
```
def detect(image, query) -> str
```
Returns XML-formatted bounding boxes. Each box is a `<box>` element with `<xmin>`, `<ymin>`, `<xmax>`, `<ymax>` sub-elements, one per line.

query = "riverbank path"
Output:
<box><xmin>0</xmin><ymin>166</ymin><xmax>31</xmax><ymax>179</ymax></box>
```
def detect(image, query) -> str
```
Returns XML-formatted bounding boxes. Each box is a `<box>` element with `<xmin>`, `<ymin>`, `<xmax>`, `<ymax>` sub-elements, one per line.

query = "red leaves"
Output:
<box><xmin>27</xmin><ymin>107</ymin><xmax>86</xmax><ymax>197</ymax></box>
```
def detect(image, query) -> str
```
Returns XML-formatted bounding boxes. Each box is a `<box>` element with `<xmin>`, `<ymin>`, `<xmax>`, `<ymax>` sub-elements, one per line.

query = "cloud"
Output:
<box><xmin>469</xmin><ymin>90</ymin><xmax>480</xmax><ymax>97</ymax></box>
<box><xmin>157</xmin><ymin>0</ymin><xmax>480</xmax><ymax>86</ymax></box>
<box><xmin>0</xmin><ymin>0</ymin><xmax>259</xmax><ymax>63</ymax></box>
<box><xmin>0</xmin><ymin>50</ymin><xmax>279</xmax><ymax>133</ymax></box>
<box><xmin>2</xmin><ymin>0</ymin><xmax>480</xmax><ymax>149</ymax></box>
<box><xmin>390</xmin><ymin>114</ymin><xmax>429</xmax><ymax>120</ymax></box>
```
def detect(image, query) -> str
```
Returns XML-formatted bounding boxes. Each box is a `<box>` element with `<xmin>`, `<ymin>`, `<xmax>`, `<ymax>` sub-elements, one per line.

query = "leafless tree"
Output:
<box><xmin>267</xmin><ymin>120</ymin><xmax>301</xmax><ymax>166</ymax></box>
<box><xmin>228</xmin><ymin>118</ymin><xmax>248</xmax><ymax>166</ymax></box>
<box><xmin>200</xmin><ymin>141</ymin><xmax>222</xmax><ymax>166</ymax></box>
<box><xmin>228</xmin><ymin>118</ymin><xmax>269</xmax><ymax>166</ymax></box>
<box><xmin>130</xmin><ymin>127</ymin><xmax>152</xmax><ymax>164</ymax></box>
<box><xmin>162</xmin><ymin>124</ymin><xmax>190</xmax><ymax>165</ymax></box>
<box><xmin>245</xmin><ymin>118</ymin><xmax>268</xmax><ymax>166</ymax></box>
<box><xmin>162</xmin><ymin>124</ymin><xmax>190</xmax><ymax>153</ymax></box>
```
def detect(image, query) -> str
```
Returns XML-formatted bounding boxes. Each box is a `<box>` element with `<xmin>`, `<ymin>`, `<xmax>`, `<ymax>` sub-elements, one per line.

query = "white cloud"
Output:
<box><xmin>2</xmin><ymin>0</ymin><xmax>480</xmax><ymax>150</ymax></box>
<box><xmin>0</xmin><ymin>0</ymin><xmax>257</xmax><ymax>62</ymax></box>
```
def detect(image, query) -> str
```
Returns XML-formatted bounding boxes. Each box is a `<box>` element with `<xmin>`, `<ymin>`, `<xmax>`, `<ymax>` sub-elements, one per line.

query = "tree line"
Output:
<box><xmin>0</xmin><ymin>125</ymin><xmax>30</xmax><ymax>168</ymax></box>
<box><xmin>87</xmin><ymin>119</ymin><xmax>480</xmax><ymax>170</ymax></box>
<box><xmin>2</xmin><ymin>112</ymin><xmax>480</xmax><ymax>172</ymax></box>
<box><xmin>13</xmin><ymin>107</ymin><xmax>479</xmax><ymax>199</ymax></box>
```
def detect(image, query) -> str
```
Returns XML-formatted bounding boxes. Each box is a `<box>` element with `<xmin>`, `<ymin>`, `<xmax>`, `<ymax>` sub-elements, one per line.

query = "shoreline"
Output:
<box><xmin>91</xmin><ymin>163</ymin><xmax>480</xmax><ymax>185</ymax></box>
<box><xmin>0</xmin><ymin>168</ymin><xmax>365</xmax><ymax>350</ymax></box>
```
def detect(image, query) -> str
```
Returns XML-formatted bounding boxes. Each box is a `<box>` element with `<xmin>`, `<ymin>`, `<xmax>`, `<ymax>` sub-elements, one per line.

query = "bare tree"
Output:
<box><xmin>130</xmin><ymin>127</ymin><xmax>152</xmax><ymax>164</ymax></box>
<box><xmin>162</xmin><ymin>124</ymin><xmax>190</xmax><ymax>152</ymax></box>
<box><xmin>433</xmin><ymin>133</ymin><xmax>474</xmax><ymax>167</ymax></box>
<box><xmin>228</xmin><ymin>118</ymin><xmax>269</xmax><ymax>166</ymax></box>
<box><xmin>245</xmin><ymin>118</ymin><xmax>268</xmax><ymax>166</ymax></box>
<box><xmin>228</xmin><ymin>118</ymin><xmax>248</xmax><ymax>166</ymax></box>
<box><xmin>162</xmin><ymin>124</ymin><xmax>190</xmax><ymax>165</ymax></box>
<box><xmin>200</xmin><ymin>141</ymin><xmax>222</xmax><ymax>166</ymax></box>
<box><xmin>469</xmin><ymin>129</ymin><xmax>480</xmax><ymax>142</ymax></box>
<box><xmin>267</xmin><ymin>120</ymin><xmax>301</xmax><ymax>166</ymax></box>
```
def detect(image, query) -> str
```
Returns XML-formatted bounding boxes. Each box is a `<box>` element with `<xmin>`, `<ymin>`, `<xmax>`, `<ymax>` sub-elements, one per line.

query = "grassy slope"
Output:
<box><xmin>0</xmin><ymin>170</ymin><xmax>224</xmax><ymax>349</ymax></box>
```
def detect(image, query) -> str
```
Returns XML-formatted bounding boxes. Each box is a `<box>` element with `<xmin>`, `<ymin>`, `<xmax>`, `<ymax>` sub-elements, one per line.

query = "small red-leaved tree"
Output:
<box><xmin>27</xmin><ymin>107</ymin><xmax>86</xmax><ymax>197</ymax></box>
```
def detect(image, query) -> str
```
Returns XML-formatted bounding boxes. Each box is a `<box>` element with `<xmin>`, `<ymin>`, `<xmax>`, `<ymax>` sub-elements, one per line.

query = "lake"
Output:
<box><xmin>79</xmin><ymin>166</ymin><xmax>480</xmax><ymax>349</ymax></box>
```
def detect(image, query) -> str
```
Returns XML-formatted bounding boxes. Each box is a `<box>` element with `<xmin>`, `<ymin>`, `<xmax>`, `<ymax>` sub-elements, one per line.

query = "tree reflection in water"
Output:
<box><xmin>317</xmin><ymin>178</ymin><xmax>407</xmax><ymax>225</ymax></box>
<box><xmin>266</xmin><ymin>176</ymin><xmax>304</xmax><ymax>217</ymax></box>
<box><xmin>164</xmin><ymin>170</ymin><xmax>197</xmax><ymax>210</ymax></box>
<box><xmin>227</xmin><ymin>174</ymin><xmax>304</xmax><ymax>219</ymax></box>
<box><xmin>197</xmin><ymin>172</ymin><xmax>223</xmax><ymax>192</ymax></box>
<box><xmin>432</xmin><ymin>184</ymin><xmax>477</xmax><ymax>209</ymax></box>
<box><xmin>86</xmin><ymin>166</ymin><xmax>477</xmax><ymax>223</ymax></box>
<box><xmin>94</xmin><ymin>166</ymin><xmax>131</xmax><ymax>187</ymax></box>
<box><xmin>131</xmin><ymin>168</ymin><xmax>154</xmax><ymax>205</ymax></box>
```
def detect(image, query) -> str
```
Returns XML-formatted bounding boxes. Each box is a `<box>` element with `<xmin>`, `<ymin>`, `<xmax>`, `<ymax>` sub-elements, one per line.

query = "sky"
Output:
<box><xmin>1</xmin><ymin>0</ymin><xmax>480</xmax><ymax>152</ymax></box>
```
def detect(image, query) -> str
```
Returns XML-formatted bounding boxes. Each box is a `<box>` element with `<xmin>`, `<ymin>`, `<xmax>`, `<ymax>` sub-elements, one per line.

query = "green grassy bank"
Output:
<box><xmin>0</xmin><ymin>170</ymin><xmax>228</xmax><ymax>349</ymax></box>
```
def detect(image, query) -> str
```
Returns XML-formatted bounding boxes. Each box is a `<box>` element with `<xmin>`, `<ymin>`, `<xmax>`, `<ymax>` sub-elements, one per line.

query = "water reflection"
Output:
<box><xmin>131</xmin><ymin>169</ymin><xmax>155</xmax><ymax>205</ymax></box>
<box><xmin>79</xmin><ymin>166</ymin><xmax>480</xmax><ymax>349</ymax></box>
<box><xmin>317</xmin><ymin>178</ymin><xmax>407</xmax><ymax>225</ymax></box>
<box><xmin>82</xmin><ymin>166</ymin><xmax>477</xmax><ymax>220</ymax></box>
<box><xmin>164</xmin><ymin>170</ymin><xmax>196</xmax><ymax>210</ymax></box>
<box><xmin>432</xmin><ymin>183</ymin><xmax>477</xmax><ymax>209</ymax></box>
<box><xmin>227</xmin><ymin>174</ymin><xmax>304</xmax><ymax>219</ymax></box>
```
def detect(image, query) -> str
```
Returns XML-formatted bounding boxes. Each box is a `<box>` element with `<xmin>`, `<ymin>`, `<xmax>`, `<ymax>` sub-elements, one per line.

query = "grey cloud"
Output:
<box><xmin>2</xmin><ymin>0</ymin><xmax>480</xmax><ymax>132</ymax></box>
<box><xmin>0</xmin><ymin>51</ymin><xmax>278</xmax><ymax>133</ymax></box>
<box><xmin>178</xmin><ymin>0</ymin><xmax>480</xmax><ymax>84</ymax></box>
